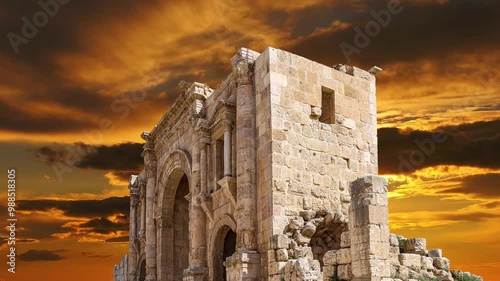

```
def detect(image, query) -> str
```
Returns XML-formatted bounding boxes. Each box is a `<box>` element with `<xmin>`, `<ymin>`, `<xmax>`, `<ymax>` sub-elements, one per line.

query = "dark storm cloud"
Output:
<box><xmin>105</xmin><ymin>236</ymin><xmax>129</xmax><ymax>243</ymax></box>
<box><xmin>75</xmin><ymin>143</ymin><xmax>144</xmax><ymax>171</ymax></box>
<box><xmin>0</xmin><ymin>0</ymin><xmax>177</xmax><ymax>134</ymax></box>
<box><xmin>81</xmin><ymin>252</ymin><xmax>113</xmax><ymax>259</ymax></box>
<box><xmin>0</xmin><ymin>99</ymin><xmax>96</xmax><ymax>133</ymax></box>
<box><xmin>0</xmin><ymin>0</ymin><xmax>163</xmax><ymax>59</ymax></box>
<box><xmin>79</xmin><ymin>217</ymin><xmax>128</xmax><ymax>234</ymax></box>
<box><xmin>32</xmin><ymin>142</ymin><xmax>93</xmax><ymax>165</ymax></box>
<box><xmin>75</xmin><ymin>142</ymin><xmax>144</xmax><ymax>171</ymax></box>
<box><xmin>288</xmin><ymin>0</ymin><xmax>500</xmax><ymax>67</ymax></box>
<box><xmin>21</xmin><ymin>220</ymin><xmax>73</xmax><ymax>240</ymax></box>
<box><xmin>33</xmin><ymin>142</ymin><xmax>143</xmax><ymax>171</ymax></box>
<box><xmin>19</xmin><ymin>250</ymin><xmax>65</xmax><ymax>261</ymax></box>
<box><xmin>0</xmin><ymin>237</ymin><xmax>38</xmax><ymax>247</ymax></box>
<box><xmin>378</xmin><ymin>120</ymin><xmax>500</xmax><ymax>174</ymax></box>
<box><xmin>440</xmin><ymin>173</ymin><xmax>500</xmax><ymax>198</ymax></box>
<box><xmin>17</xmin><ymin>196</ymin><xmax>130</xmax><ymax>218</ymax></box>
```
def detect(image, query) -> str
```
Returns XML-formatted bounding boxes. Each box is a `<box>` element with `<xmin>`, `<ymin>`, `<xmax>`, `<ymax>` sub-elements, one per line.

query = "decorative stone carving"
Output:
<box><xmin>192</xmin><ymin>247</ymin><xmax>207</xmax><ymax>261</ymax></box>
<box><xmin>233</xmin><ymin>61</ymin><xmax>254</xmax><ymax>86</ymax></box>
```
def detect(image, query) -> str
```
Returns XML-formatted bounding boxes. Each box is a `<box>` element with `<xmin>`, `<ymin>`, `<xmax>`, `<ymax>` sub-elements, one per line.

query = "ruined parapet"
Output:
<box><xmin>388</xmin><ymin>235</ymin><xmax>483</xmax><ymax>281</ymax></box>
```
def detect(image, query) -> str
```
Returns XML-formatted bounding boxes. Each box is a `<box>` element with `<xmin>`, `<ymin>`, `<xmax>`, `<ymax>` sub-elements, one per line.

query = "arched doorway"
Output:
<box><xmin>222</xmin><ymin>230</ymin><xmax>236</xmax><ymax>281</ymax></box>
<box><xmin>173</xmin><ymin>175</ymin><xmax>190</xmax><ymax>280</ymax></box>
<box><xmin>156</xmin><ymin>151</ymin><xmax>193</xmax><ymax>281</ymax></box>
<box><xmin>138</xmin><ymin>259</ymin><xmax>146</xmax><ymax>281</ymax></box>
<box><xmin>213</xmin><ymin>225</ymin><xmax>236</xmax><ymax>280</ymax></box>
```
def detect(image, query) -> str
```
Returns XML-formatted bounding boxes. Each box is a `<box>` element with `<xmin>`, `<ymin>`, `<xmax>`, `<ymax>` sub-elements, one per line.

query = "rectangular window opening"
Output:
<box><xmin>319</xmin><ymin>86</ymin><xmax>335</xmax><ymax>124</ymax></box>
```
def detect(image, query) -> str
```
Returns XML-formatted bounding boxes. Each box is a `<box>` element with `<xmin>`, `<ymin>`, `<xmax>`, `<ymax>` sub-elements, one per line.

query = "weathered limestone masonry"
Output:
<box><xmin>114</xmin><ymin>47</ymin><xmax>482</xmax><ymax>281</ymax></box>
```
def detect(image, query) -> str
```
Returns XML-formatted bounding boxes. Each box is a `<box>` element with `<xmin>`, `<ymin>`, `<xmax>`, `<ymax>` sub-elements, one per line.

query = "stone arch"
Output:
<box><xmin>156</xmin><ymin>149</ymin><xmax>192</xmax><ymax>214</ymax></box>
<box><xmin>155</xmin><ymin>149</ymin><xmax>192</xmax><ymax>281</ymax></box>
<box><xmin>208</xmin><ymin>215</ymin><xmax>237</xmax><ymax>281</ymax></box>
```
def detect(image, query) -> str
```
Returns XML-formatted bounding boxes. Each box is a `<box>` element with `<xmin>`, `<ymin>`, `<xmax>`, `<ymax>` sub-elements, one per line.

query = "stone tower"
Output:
<box><xmin>114</xmin><ymin>47</ymin><xmax>473</xmax><ymax>281</ymax></box>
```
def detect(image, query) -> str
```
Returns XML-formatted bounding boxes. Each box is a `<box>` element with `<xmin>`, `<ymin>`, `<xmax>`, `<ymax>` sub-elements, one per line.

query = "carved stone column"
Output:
<box><xmin>226</xmin><ymin>48</ymin><xmax>261</xmax><ymax>280</ymax></box>
<box><xmin>183</xmin><ymin>115</ymin><xmax>209</xmax><ymax>281</ymax></box>
<box><xmin>128</xmin><ymin>176</ymin><xmax>140</xmax><ymax>281</ymax></box>
<box><xmin>140</xmin><ymin>181</ymin><xmax>146</xmax><ymax>238</ymax></box>
<box><xmin>200</xmin><ymin>142</ymin><xmax>208</xmax><ymax>192</ymax></box>
<box><xmin>155</xmin><ymin>215</ymin><xmax>171</xmax><ymax>281</ymax></box>
<box><xmin>142</xmin><ymin>132</ymin><xmax>157</xmax><ymax>281</ymax></box>
<box><xmin>223</xmin><ymin>120</ymin><xmax>233</xmax><ymax>177</ymax></box>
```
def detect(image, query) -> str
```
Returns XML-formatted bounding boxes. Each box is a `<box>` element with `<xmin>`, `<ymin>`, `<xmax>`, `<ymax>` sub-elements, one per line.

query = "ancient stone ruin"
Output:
<box><xmin>114</xmin><ymin>47</ymin><xmax>482</xmax><ymax>281</ymax></box>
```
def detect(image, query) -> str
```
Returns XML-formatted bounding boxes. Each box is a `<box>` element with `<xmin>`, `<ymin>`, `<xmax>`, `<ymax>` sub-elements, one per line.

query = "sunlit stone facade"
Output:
<box><xmin>114</xmin><ymin>47</ymin><xmax>476</xmax><ymax>281</ymax></box>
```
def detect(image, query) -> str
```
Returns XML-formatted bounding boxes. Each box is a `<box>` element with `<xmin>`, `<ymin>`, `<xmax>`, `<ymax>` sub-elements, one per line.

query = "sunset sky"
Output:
<box><xmin>0</xmin><ymin>0</ymin><xmax>498</xmax><ymax>280</ymax></box>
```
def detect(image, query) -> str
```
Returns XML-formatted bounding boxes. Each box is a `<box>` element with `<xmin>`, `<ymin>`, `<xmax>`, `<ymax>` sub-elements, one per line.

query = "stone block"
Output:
<box><xmin>421</xmin><ymin>256</ymin><xmax>434</xmax><ymax>270</ymax></box>
<box><xmin>428</xmin><ymin>248</ymin><xmax>442</xmax><ymax>258</ymax></box>
<box><xmin>310</xmin><ymin>259</ymin><xmax>321</xmax><ymax>271</ymax></box>
<box><xmin>293</xmin><ymin>231</ymin><xmax>311</xmax><ymax>246</ymax></box>
<box><xmin>389</xmin><ymin>233</ymin><xmax>399</xmax><ymax>247</ymax></box>
<box><xmin>269</xmin><ymin>261</ymin><xmax>287</xmax><ymax>275</ymax></box>
<box><xmin>390</xmin><ymin>246</ymin><xmax>400</xmax><ymax>255</ymax></box>
<box><xmin>301</xmin><ymin>222</ymin><xmax>317</xmax><ymax>238</ymax></box>
<box><xmin>303</xmin><ymin>197</ymin><xmax>312</xmax><ymax>210</ymax></box>
<box><xmin>336</xmin><ymin>248</ymin><xmax>351</xmax><ymax>264</ymax></box>
<box><xmin>310</xmin><ymin>217</ymin><xmax>324</xmax><ymax>227</ymax></box>
<box><xmin>294</xmin><ymin>257</ymin><xmax>310</xmax><ymax>271</ymax></box>
<box><xmin>340</xmin><ymin>231</ymin><xmax>350</xmax><ymax>248</ymax></box>
<box><xmin>389</xmin><ymin>253</ymin><xmax>400</xmax><ymax>266</ymax></box>
<box><xmin>405</xmin><ymin>238</ymin><xmax>426</xmax><ymax>255</ymax></box>
<box><xmin>433</xmin><ymin>257</ymin><xmax>450</xmax><ymax>270</ymax></box>
<box><xmin>300</xmin><ymin>210</ymin><xmax>317</xmax><ymax>221</ymax></box>
<box><xmin>285</xmin><ymin>259</ymin><xmax>295</xmax><ymax>273</ymax></box>
<box><xmin>337</xmin><ymin>264</ymin><xmax>353</xmax><ymax>280</ymax></box>
<box><xmin>276</xmin><ymin>249</ymin><xmax>289</xmax><ymax>262</ymax></box>
<box><xmin>294</xmin><ymin>247</ymin><xmax>313</xmax><ymax>260</ymax></box>
<box><xmin>323</xmin><ymin>250</ymin><xmax>337</xmax><ymax>266</ymax></box>
<box><xmin>272</xmin><ymin>234</ymin><xmax>291</xmax><ymax>249</ymax></box>
<box><xmin>399</xmin><ymin>253</ymin><xmax>422</xmax><ymax>271</ymax></box>
<box><xmin>290</xmin><ymin>216</ymin><xmax>305</xmax><ymax>230</ymax></box>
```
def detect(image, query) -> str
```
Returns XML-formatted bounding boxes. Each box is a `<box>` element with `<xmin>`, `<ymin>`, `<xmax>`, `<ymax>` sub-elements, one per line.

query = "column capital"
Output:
<box><xmin>196</xmin><ymin>120</ymin><xmax>211</xmax><ymax>145</ymax></box>
<box><xmin>223</xmin><ymin>119</ymin><xmax>233</xmax><ymax>131</ymax></box>
<box><xmin>129</xmin><ymin>175</ymin><xmax>141</xmax><ymax>203</ymax></box>
<box><xmin>231</xmin><ymin>48</ymin><xmax>257</xmax><ymax>87</ymax></box>
<box><xmin>232</xmin><ymin>61</ymin><xmax>254</xmax><ymax>87</ymax></box>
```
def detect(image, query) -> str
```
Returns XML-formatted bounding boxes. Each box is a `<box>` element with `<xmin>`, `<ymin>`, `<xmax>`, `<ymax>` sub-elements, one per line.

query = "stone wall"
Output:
<box><xmin>255</xmin><ymin>47</ymin><xmax>379</xmax><ymax>279</ymax></box>
<box><xmin>114</xmin><ymin>254</ymin><xmax>128</xmax><ymax>281</ymax></box>
<box><xmin>262</xmin><ymin>47</ymin><xmax>378</xmax><ymax>228</ymax></box>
